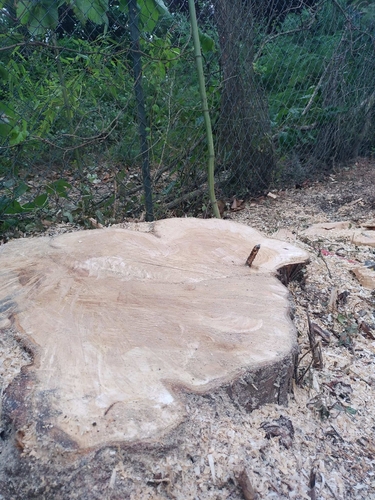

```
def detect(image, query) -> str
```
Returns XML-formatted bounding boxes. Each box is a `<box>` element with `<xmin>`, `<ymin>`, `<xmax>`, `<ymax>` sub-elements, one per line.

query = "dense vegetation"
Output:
<box><xmin>0</xmin><ymin>0</ymin><xmax>374</xmax><ymax>233</ymax></box>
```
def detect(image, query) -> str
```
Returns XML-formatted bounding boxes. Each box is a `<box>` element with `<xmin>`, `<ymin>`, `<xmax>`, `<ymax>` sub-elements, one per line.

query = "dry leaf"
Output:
<box><xmin>338</xmin><ymin>290</ymin><xmax>350</xmax><ymax>305</ymax></box>
<box><xmin>260</xmin><ymin>415</ymin><xmax>295</xmax><ymax>449</ymax></box>
<box><xmin>326</xmin><ymin>380</ymin><xmax>353</xmax><ymax>402</ymax></box>
<box><xmin>231</xmin><ymin>198</ymin><xmax>239</xmax><ymax>210</ymax></box>
<box><xmin>359</xmin><ymin>321</ymin><xmax>375</xmax><ymax>339</ymax></box>
<box><xmin>41</xmin><ymin>219</ymin><xmax>53</xmax><ymax>227</ymax></box>
<box><xmin>230</xmin><ymin>198</ymin><xmax>245</xmax><ymax>211</ymax></box>
<box><xmin>148</xmin><ymin>473</ymin><xmax>170</xmax><ymax>485</ymax></box>
<box><xmin>217</xmin><ymin>199</ymin><xmax>226</xmax><ymax>217</ymax></box>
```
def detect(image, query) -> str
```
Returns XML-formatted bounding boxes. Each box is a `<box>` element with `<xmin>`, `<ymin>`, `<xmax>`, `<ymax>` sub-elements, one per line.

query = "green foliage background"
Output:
<box><xmin>0</xmin><ymin>0</ymin><xmax>374</xmax><ymax>234</ymax></box>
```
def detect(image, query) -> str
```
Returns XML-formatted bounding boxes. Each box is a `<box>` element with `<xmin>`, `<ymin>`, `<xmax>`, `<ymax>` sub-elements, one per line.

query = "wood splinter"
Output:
<box><xmin>246</xmin><ymin>244</ymin><xmax>261</xmax><ymax>267</ymax></box>
<box><xmin>238</xmin><ymin>469</ymin><xmax>259</xmax><ymax>500</ymax></box>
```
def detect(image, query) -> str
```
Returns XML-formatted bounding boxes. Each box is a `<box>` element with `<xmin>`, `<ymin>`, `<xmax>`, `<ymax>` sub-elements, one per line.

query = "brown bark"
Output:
<box><xmin>213</xmin><ymin>0</ymin><xmax>276</xmax><ymax>195</ymax></box>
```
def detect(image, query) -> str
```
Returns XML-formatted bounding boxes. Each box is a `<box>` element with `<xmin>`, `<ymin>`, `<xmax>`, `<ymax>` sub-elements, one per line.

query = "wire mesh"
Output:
<box><xmin>0</xmin><ymin>0</ymin><xmax>374</xmax><ymax>235</ymax></box>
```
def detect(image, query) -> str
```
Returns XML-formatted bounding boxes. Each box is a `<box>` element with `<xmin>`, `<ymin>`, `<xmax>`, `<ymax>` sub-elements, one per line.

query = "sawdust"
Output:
<box><xmin>0</xmin><ymin>159</ymin><xmax>374</xmax><ymax>499</ymax></box>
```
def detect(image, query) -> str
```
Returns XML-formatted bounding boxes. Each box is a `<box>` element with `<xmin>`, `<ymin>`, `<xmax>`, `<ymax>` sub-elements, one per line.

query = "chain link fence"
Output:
<box><xmin>1</xmin><ymin>0</ymin><xmax>374</xmax><ymax>235</ymax></box>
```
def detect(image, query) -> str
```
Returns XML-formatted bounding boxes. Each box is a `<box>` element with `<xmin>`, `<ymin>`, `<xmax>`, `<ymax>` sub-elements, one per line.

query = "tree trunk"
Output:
<box><xmin>213</xmin><ymin>0</ymin><xmax>276</xmax><ymax>195</ymax></box>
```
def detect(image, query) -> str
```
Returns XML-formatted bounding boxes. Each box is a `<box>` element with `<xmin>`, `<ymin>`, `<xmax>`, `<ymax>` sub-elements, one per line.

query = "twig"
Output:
<box><xmin>0</xmin><ymin>384</ymin><xmax>4</xmax><ymax>424</ymax></box>
<box><xmin>307</xmin><ymin>312</ymin><xmax>324</xmax><ymax>369</ymax></box>
<box><xmin>255</xmin><ymin>26</ymin><xmax>314</xmax><ymax>62</ymax></box>
<box><xmin>165</xmin><ymin>186</ymin><xmax>206</xmax><ymax>209</ymax></box>
<box><xmin>297</xmin><ymin>357</ymin><xmax>314</xmax><ymax>385</ymax></box>
<box><xmin>308</xmin><ymin>467</ymin><xmax>316</xmax><ymax>500</ymax></box>
<box><xmin>272</xmin><ymin>123</ymin><xmax>317</xmax><ymax>141</ymax></box>
<box><xmin>328</xmin><ymin>424</ymin><xmax>344</xmax><ymax>442</ymax></box>
<box><xmin>318</xmin><ymin>249</ymin><xmax>332</xmax><ymax>279</ymax></box>
<box><xmin>112</xmin><ymin>177</ymin><xmax>118</xmax><ymax>219</ymax></box>
<box><xmin>246</xmin><ymin>245</ymin><xmax>261</xmax><ymax>267</ymax></box>
<box><xmin>13</xmin><ymin>113</ymin><xmax>122</xmax><ymax>156</ymax></box>
<box><xmin>95</xmin><ymin>183</ymin><xmax>145</xmax><ymax>210</ymax></box>
<box><xmin>297</xmin><ymin>347</ymin><xmax>314</xmax><ymax>366</ymax></box>
<box><xmin>254</xmin><ymin>6</ymin><xmax>321</xmax><ymax>63</ymax></box>
<box><xmin>302</xmin><ymin>63</ymin><xmax>330</xmax><ymax>116</ymax></box>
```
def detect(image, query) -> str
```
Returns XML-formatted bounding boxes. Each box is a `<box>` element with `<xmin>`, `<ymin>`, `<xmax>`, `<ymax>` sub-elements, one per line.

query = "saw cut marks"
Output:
<box><xmin>0</xmin><ymin>218</ymin><xmax>309</xmax><ymax>452</ymax></box>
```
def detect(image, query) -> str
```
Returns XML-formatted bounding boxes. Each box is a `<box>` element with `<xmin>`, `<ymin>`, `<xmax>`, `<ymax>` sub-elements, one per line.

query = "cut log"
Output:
<box><xmin>302</xmin><ymin>221</ymin><xmax>375</xmax><ymax>247</ymax></box>
<box><xmin>0</xmin><ymin>218</ymin><xmax>309</xmax><ymax>453</ymax></box>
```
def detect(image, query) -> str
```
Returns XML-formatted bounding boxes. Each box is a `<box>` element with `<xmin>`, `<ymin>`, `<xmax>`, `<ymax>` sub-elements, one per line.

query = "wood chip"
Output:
<box><xmin>238</xmin><ymin>469</ymin><xmax>259</xmax><ymax>500</ymax></box>
<box><xmin>267</xmin><ymin>192</ymin><xmax>277</xmax><ymax>199</ymax></box>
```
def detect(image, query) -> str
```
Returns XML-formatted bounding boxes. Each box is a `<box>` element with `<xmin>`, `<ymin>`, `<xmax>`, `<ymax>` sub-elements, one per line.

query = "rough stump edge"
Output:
<box><xmin>0</xmin><ymin>254</ymin><xmax>307</xmax><ymax>457</ymax></box>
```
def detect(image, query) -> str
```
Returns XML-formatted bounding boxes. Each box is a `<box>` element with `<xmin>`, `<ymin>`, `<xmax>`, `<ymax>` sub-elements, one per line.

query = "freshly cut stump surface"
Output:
<box><xmin>0</xmin><ymin>218</ymin><xmax>309</xmax><ymax>453</ymax></box>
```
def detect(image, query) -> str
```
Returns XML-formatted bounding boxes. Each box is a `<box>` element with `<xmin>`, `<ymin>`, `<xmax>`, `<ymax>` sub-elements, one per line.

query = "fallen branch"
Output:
<box><xmin>165</xmin><ymin>186</ymin><xmax>206</xmax><ymax>209</ymax></box>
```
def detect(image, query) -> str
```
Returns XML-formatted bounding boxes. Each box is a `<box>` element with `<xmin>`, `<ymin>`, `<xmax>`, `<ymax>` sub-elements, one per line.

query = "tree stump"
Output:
<box><xmin>0</xmin><ymin>218</ymin><xmax>309</xmax><ymax>454</ymax></box>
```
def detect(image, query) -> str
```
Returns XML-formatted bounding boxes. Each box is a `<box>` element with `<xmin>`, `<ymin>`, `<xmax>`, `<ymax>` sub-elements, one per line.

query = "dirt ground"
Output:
<box><xmin>0</xmin><ymin>159</ymin><xmax>374</xmax><ymax>499</ymax></box>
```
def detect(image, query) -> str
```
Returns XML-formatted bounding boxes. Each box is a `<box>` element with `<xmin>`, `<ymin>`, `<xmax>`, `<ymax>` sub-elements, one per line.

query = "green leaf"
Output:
<box><xmin>139</xmin><ymin>0</ymin><xmax>170</xmax><ymax>32</ymax></box>
<box><xmin>73</xmin><ymin>0</ymin><xmax>109</xmax><ymax>25</ymax></box>
<box><xmin>118</xmin><ymin>0</ymin><xmax>127</xmax><ymax>12</ymax></box>
<box><xmin>95</xmin><ymin>209</ymin><xmax>104</xmax><ymax>223</ymax></box>
<box><xmin>0</xmin><ymin>195</ymin><xmax>11</xmax><ymax>213</ymax></box>
<box><xmin>0</xmin><ymin>103</ymin><xmax>16</xmax><ymax>120</ymax></box>
<box><xmin>46</xmin><ymin>179</ymin><xmax>72</xmax><ymax>198</ymax></box>
<box><xmin>0</xmin><ymin>63</ymin><xmax>8</xmax><ymax>81</ymax></box>
<box><xmin>155</xmin><ymin>61</ymin><xmax>165</xmax><ymax>79</ymax></box>
<box><xmin>16</xmin><ymin>0</ymin><xmax>30</xmax><ymax>24</ymax></box>
<box><xmin>9</xmin><ymin>120</ymin><xmax>28</xmax><ymax>146</ymax></box>
<box><xmin>346</xmin><ymin>323</ymin><xmax>358</xmax><ymax>335</ymax></box>
<box><xmin>0</xmin><ymin>104</ymin><xmax>25</xmax><ymax>142</ymax></box>
<box><xmin>109</xmin><ymin>85</ymin><xmax>118</xmax><ymax>98</ymax></box>
<box><xmin>4</xmin><ymin>200</ymin><xmax>24</xmax><ymax>214</ymax></box>
<box><xmin>21</xmin><ymin>202</ymin><xmax>36</xmax><ymax>211</ymax></box>
<box><xmin>2</xmin><ymin>179</ymin><xmax>15</xmax><ymax>189</ymax></box>
<box><xmin>23</xmin><ymin>3</ymin><xmax>59</xmax><ymax>36</ymax></box>
<box><xmin>119</xmin><ymin>0</ymin><xmax>169</xmax><ymax>24</ymax></box>
<box><xmin>344</xmin><ymin>406</ymin><xmax>357</xmax><ymax>415</ymax></box>
<box><xmin>199</xmin><ymin>32</ymin><xmax>215</xmax><ymax>53</ymax></box>
<box><xmin>16</xmin><ymin>193</ymin><xmax>47</xmax><ymax>212</ymax></box>
<box><xmin>0</xmin><ymin>218</ymin><xmax>18</xmax><ymax>229</ymax></box>
<box><xmin>33</xmin><ymin>193</ymin><xmax>48</xmax><ymax>208</ymax></box>
<box><xmin>0</xmin><ymin>123</ymin><xmax>12</xmax><ymax>138</ymax></box>
<box><xmin>14</xmin><ymin>182</ymin><xmax>29</xmax><ymax>198</ymax></box>
<box><xmin>139</xmin><ymin>0</ymin><xmax>160</xmax><ymax>32</ymax></box>
<box><xmin>63</xmin><ymin>211</ymin><xmax>74</xmax><ymax>223</ymax></box>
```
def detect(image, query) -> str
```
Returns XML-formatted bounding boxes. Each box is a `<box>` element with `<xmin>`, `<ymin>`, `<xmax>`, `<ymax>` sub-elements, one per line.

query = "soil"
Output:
<box><xmin>0</xmin><ymin>158</ymin><xmax>375</xmax><ymax>499</ymax></box>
